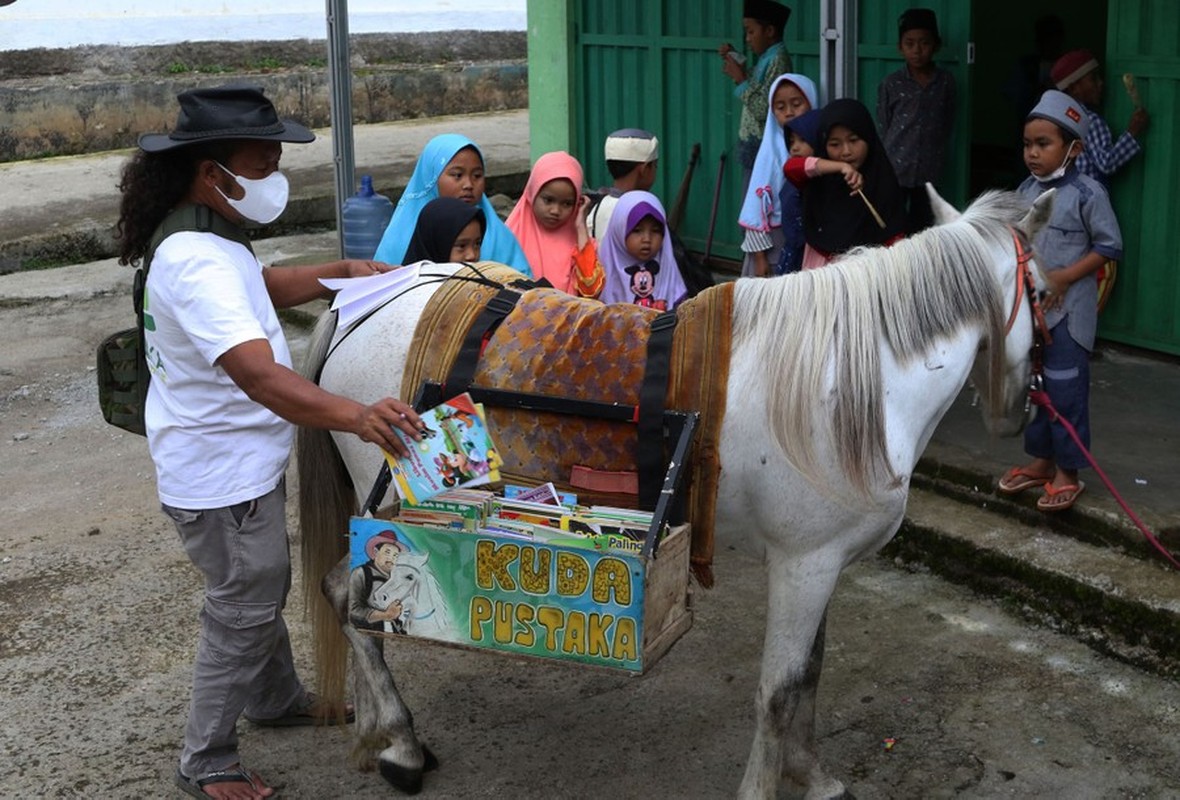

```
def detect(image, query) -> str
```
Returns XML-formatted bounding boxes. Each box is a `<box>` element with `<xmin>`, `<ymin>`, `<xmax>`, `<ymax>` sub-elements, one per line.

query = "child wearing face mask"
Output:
<box><xmin>997</xmin><ymin>89</ymin><xmax>1122</xmax><ymax>513</ymax></box>
<box><xmin>784</xmin><ymin>98</ymin><xmax>907</xmax><ymax>268</ymax></box>
<box><xmin>505</xmin><ymin>151</ymin><xmax>603</xmax><ymax>295</ymax></box>
<box><xmin>596</xmin><ymin>192</ymin><xmax>688</xmax><ymax>311</ymax></box>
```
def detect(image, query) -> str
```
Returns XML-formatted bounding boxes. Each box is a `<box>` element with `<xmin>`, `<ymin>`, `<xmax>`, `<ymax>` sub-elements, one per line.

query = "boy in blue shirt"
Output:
<box><xmin>998</xmin><ymin>90</ymin><xmax>1123</xmax><ymax>512</ymax></box>
<box><xmin>876</xmin><ymin>8</ymin><xmax>956</xmax><ymax>233</ymax></box>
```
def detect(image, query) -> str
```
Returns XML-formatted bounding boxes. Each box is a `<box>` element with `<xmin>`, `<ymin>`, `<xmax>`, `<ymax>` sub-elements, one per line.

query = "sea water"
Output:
<box><xmin>0</xmin><ymin>0</ymin><xmax>525</xmax><ymax>51</ymax></box>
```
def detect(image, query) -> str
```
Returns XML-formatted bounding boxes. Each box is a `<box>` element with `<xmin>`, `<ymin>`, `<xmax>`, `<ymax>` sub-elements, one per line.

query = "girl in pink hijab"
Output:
<box><xmin>505</xmin><ymin>151</ymin><xmax>602</xmax><ymax>295</ymax></box>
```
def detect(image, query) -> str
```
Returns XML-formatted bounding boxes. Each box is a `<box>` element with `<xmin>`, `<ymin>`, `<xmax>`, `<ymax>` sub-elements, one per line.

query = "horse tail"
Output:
<box><xmin>296</xmin><ymin>309</ymin><xmax>356</xmax><ymax>708</ymax></box>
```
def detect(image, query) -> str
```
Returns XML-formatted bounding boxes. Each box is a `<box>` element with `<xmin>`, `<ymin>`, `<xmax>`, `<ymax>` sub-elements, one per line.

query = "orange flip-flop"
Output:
<box><xmin>1037</xmin><ymin>481</ymin><xmax>1085</xmax><ymax>512</ymax></box>
<box><xmin>998</xmin><ymin>466</ymin><xmax>1054</xmax><ymax>494</ymax></box>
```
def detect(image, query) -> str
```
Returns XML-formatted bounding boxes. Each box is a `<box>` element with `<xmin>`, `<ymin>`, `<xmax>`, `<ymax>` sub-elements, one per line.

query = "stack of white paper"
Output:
<box><xmin>319</xmin><ymin>264</ymin><xmax>424</xmax><ymax>332</ymax></box>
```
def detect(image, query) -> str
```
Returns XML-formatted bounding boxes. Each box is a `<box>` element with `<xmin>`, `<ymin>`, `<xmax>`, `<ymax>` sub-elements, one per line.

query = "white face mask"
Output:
<box><xmin>1032</xmin><ymin>141</ymin><xmax>1079</xmax><ymax>184</ymax></box>
<box><xmin>216</xmin><ymin>162</ymin><xmax>289</xmax><ymax>224</ymax></box>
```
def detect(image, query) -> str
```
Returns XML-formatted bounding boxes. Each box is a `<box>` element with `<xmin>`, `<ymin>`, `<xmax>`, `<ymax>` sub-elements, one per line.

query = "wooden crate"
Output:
<box><xmin>348</xmin><ymin>517</ymin><xmax>692</xmax><ymax>674</ymax></box>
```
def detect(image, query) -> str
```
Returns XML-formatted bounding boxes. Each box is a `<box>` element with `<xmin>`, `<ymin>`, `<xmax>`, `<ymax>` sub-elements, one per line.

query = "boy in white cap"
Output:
<box><xmin>585</xmin><ymin>129</ymin><xmax>715</xmax><ymax>296</ymax></box>
<box><xmin>585</xmin><ymin>128</ymin><xmax>660</xmax><ymax>238</ymax></box>
<box><xmin>997</xmin><ymin>89</ymin><xmax>1122</xmax><ymax>513</ymax></box>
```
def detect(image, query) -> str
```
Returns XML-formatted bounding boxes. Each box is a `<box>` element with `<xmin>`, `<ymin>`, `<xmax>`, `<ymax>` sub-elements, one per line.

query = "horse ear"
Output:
<box><xmin>1019</xmin><ymin>188</ymin><xmax>1055</xmax><ymax>241</ymax></box>
<box><xmin>926</xmin><ymin>182</ymin><xmax>959</xmax><ymax>224</ymax></box>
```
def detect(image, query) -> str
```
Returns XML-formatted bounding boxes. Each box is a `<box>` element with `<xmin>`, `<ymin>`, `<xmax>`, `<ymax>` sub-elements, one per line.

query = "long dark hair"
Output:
<box><xmin>115</xmin><ymin>140</ymin><xmax>236</xmax><ymax>266</ymax></box>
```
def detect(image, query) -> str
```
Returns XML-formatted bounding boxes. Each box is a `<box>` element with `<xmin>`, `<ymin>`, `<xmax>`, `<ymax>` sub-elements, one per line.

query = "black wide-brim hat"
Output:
<box><xmin>139</xmin><ymin>84</ymin><xmax>315</xmax><ymax>153</ymax></box>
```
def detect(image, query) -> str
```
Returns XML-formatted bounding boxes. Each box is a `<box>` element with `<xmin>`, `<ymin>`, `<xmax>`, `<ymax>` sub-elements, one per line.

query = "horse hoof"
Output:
<box><xmin>378</xmin><ymin>746</ymin><xmax>439</xmax><ymax>794</ymax></box>
<box><xmin>422</xmin><ymin>744</ymin><xmax>440</xmax><ymax>773</ymax></box>
<box><xmin>379</xmin><ymin>761</ymin><xmax>423</xmax><ymax>795</ymax></box>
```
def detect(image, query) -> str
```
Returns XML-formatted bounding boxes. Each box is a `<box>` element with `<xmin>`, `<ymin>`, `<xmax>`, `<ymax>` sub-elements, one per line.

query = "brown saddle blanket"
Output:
<box><xmin>400</xmin><ymin>263</ymin><xmax>733</xmax><ymax>585</ymax></box>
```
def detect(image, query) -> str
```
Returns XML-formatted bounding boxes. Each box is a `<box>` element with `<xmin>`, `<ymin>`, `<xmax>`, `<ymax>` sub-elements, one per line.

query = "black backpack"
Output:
<box><xmin>96</xmin><ymin>205</ymin><xmax>253</xmax><ymax>435</ymax></box>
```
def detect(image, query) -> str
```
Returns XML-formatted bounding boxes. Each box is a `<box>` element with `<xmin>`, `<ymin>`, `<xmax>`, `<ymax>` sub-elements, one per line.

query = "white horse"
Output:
<box><xmin>380</xmin><ymin>551</ymin><xmax>454</xmax><ymax>639</ymax></box>
<box><xmin>296</xmin><ymin>187</ymin><xmax>1052</xmax><ymax>797</ymax></box>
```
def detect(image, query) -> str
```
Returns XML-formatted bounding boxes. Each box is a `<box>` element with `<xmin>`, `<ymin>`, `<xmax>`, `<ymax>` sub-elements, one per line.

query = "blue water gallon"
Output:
<box><xmin>341</xmin><ymin>175</ymin><xmax>394</xmax><ymax>260</ymax></box>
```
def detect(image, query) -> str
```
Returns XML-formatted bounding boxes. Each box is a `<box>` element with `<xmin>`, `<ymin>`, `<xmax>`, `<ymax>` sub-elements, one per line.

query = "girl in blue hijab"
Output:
<box><xmin>372</xmin><ymin>133</ymin><xmax>531</xmax><ymax>275</ymax></box>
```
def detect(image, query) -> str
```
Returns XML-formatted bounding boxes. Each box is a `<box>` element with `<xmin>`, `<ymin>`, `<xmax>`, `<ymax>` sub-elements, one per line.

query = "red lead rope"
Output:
<box><xmin>1027</xmin><ymin>389</ymin><xmax>1180</xmax><ymax>571</ymax></box>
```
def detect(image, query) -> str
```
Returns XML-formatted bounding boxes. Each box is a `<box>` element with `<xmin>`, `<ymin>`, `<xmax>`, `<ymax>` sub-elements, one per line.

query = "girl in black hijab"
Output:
<box><xmin>403</xmin><ymin>196</ymin><xmax>486</xmax><ymax>264</ymax></box>
<box><xmin>784</xmin><ymin>98</ymin><xmax>907</xmax><ymax>267</ymax></box>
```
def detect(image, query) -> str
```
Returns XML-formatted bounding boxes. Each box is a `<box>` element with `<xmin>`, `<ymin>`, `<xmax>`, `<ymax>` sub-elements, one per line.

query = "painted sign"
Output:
<box><xmin>348</xmin><ymin>516</ymin><xmax>650</xmax><ymax>671</ymax></box>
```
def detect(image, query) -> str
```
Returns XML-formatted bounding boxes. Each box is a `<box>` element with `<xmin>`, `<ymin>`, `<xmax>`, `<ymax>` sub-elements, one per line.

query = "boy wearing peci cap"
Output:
<box><xmin>117</xmin><ymin>84</ymin><xmax>429</xmax><ymax>798</ymax></box>
<box><xmin>1051</xmin><ymin>48</ymin><xmax>1149</xmax><ymax>188</ymax></box>
<box><xmin>585</xmin><ymin>128</ymin><xmax>715</xmax><ymax>297</ymax></box>
<box><xmin>997</xmin><ymin>90</ymin><xmax>1122</xmax><ymax>514</ymax></box>
<box><xmin>585</xmin><ymin>128</ymin><xmax>660</xmax><ymax>239</ymax></box>
<box><xmin>876</xmin><ymin>7</ymin><xmax>956</xmax><ymax>233</ymax></box>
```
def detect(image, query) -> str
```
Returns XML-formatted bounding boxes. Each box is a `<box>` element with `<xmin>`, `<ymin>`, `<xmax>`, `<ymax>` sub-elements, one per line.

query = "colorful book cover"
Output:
<box><xmin>384</xmin><ymin>393</ymin><xmax>500</xmax><ymax>505</ymax></box>
<box><xmin>502</xmin><ymin>482</ymin><xmax>577</xmax><ymax>507</ymax></box>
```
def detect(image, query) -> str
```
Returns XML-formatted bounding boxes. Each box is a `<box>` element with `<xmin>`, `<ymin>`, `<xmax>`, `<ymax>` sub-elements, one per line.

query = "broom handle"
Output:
<box><xmin>856</xmin><ymin>190</ymin><xmax>887</xmax><ymax>229</ymax></box>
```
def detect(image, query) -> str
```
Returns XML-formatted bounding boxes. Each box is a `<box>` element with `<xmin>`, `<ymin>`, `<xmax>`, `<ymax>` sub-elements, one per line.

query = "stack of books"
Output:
<box><xmin>393</xmin><ymin>483</ymin><xmax>661</xmax><ymax>554</ymax></box>
<box><xmin>383</xmin><ymin>393</ymin><xmax>664</xmax><ymax>553</ymax></box>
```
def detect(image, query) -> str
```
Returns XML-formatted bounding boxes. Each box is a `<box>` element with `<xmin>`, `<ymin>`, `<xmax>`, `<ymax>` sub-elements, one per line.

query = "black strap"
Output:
<box><xmin>442</xmin><ymin>288</ymin><xmax>522</xmax><ymax>397</ymax></box>
<box><xmin>637</xmin><ymin>310</ymin><xmax>678</xmax><ymax>510</ymax></box>
<box><xmin>137</xmin><ymin>204</ymin><xmax>254</xmax><ymax>321</ymax></box>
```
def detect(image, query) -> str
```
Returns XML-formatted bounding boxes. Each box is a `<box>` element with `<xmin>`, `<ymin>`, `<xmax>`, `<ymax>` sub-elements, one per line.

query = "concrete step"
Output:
<box><xmin>888</xmin><ymin>486</ymin><xmax>1180</xmax><ymax>678</ymax></box>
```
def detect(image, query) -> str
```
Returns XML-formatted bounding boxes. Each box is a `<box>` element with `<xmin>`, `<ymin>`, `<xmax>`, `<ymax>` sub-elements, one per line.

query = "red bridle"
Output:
<box><xmin>1005</xmin><ymin>228</ymin><xmax>1053</xmax><ymax>393</ymax></box>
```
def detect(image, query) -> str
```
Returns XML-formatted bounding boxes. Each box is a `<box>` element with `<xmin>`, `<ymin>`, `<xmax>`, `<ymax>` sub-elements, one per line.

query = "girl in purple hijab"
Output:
<box><xmin>598</xmin><ymin>192</ymin><xmax>688</xmax><ymax>311</ymax></box>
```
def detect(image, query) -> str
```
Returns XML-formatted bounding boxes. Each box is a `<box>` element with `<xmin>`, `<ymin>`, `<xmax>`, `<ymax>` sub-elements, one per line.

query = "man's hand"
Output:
<box><xmin>354</xmin><ymin>398</ymin><xmax>426</xmax><ymax>459</ymax></box>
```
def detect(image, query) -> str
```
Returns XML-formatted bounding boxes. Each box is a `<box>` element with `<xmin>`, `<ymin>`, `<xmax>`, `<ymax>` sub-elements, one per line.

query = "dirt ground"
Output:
<box><xmin>2</xmin><ymin>255</ymin><xmax>1179</xmax><ymax>799</ymax></box>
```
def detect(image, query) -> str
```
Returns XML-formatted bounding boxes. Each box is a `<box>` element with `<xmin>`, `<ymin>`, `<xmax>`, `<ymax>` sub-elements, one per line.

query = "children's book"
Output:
<box><xmin>384</xmin><ymin>393</ymin><xmax>500</xmax><ymax>505</ymax></box>
<box><xmin>502</xmin><ymin>482</ymin><xmax>577</xmax><ymax>507</ymax></box>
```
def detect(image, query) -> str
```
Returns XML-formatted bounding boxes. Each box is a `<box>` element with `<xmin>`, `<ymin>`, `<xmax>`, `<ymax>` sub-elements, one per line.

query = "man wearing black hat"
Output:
<box><xmin>116</xmin><ymin>84</ymin><xmax>426</xmax><ymax>799</ymax></box>
<box><xmin>719</xmin><ymin>1</ymin><xmax>793</xmax><ymax>178</ymax></box>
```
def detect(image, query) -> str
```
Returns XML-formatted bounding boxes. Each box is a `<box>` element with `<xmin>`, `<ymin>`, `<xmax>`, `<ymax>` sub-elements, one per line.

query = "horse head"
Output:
<box><xmin>929</xmin><ymin>183</ymin><xmax>1055</xmax><ymax>437</ymax></box>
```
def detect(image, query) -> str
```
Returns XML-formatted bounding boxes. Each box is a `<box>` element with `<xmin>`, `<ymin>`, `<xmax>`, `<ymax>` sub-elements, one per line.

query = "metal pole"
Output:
<box><xmin>325</xmin><ymin>0</ymin><xmax>355</xmax><ymax>259</ymax></box>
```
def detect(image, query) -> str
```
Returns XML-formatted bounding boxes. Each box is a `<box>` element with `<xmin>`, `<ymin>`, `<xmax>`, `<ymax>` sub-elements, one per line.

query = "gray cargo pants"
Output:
<box><xmin>163</xmin><ymin>479</ymin><xmax>307</xmax><ymax>779</ymax></box>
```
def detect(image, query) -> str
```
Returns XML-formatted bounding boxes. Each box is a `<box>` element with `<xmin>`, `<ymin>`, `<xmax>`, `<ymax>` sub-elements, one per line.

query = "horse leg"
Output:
<box><xmin>738</xmin><ymin>556</ymin><xmax>848</xmax><ymax>800</ymax></box>
<box><xmin>322</xmin><ymin>557</ymin><xmax>438</xmax><ymax>794</ymax></box>
<box><xmin>781</xmin><ymin>611</ymin><xmax>848</xmax><ymax>797</ymax></box>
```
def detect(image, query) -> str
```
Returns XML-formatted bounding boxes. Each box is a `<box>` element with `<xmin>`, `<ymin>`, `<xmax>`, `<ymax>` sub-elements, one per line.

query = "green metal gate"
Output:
<box><xmin>1101</xmin><ymin>1</ymin><xmax>1180</xmax><ymax>354</ymax></box>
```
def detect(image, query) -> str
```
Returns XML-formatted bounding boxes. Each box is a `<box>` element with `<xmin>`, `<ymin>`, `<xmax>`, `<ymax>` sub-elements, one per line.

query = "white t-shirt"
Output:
<box><xmin>586</xmin><ymin>193</ymin><xmax>620</xmax><ymax>240</ymax></box>
<box><xmin>144</xmin><ymin>230</ymin><xmax>294</xmax><ymax>509</ymax></box>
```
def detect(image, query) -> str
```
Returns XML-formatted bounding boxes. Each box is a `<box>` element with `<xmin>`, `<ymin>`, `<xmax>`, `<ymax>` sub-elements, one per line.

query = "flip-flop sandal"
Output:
<box><xmin>245</xmin><ymin>693</ymin><xmax>355</xmax><ymax>727</ymax></box>
<box><xmin>998</xmin><ymin>465</ymin><xmax>1054</xmax><ymax>494</ymax></box>
<box><xmin>1037</xmin><ymin>480</ymin><xmax>1085</xmax><ymax>512</ymax></box>
<box><xmin>175</xmin><ymin>764</ymin><xmax>275</xmax><ymax>799</ymax></box>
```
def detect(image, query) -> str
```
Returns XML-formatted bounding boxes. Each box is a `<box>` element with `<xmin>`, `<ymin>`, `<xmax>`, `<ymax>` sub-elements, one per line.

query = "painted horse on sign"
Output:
<box><xmin>297</xmin><ymin>187</ymin><xmax>1053</xmax><ymax>798</ymax></box>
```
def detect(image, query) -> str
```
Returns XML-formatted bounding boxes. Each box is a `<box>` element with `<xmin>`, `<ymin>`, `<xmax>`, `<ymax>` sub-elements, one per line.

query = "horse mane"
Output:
<box><xmin>732</xmin><ymin>190</ymin><xmax>1027</xmax><ymax>498</ymax></box>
